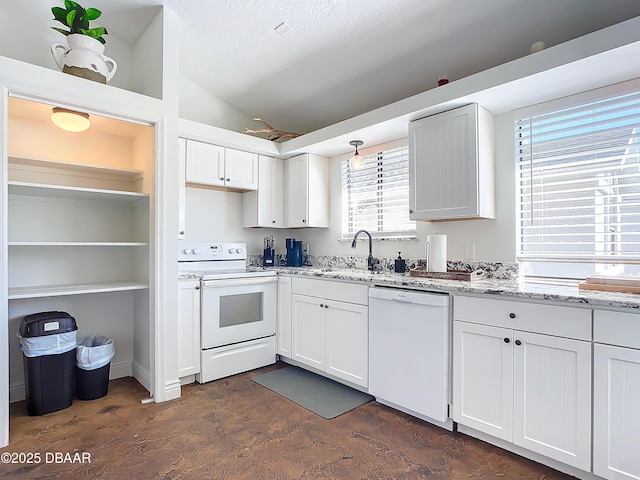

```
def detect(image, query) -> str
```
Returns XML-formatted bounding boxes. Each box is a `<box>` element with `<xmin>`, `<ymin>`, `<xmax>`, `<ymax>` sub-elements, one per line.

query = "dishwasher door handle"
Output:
<box><xmin>392</xmin><ymin>296</ymin><xmax>413</xmax><ymax>304</ymax></box>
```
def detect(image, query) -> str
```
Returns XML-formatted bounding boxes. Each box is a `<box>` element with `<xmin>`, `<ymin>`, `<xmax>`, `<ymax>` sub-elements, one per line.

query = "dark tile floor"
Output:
<box><xmin>2</xmin><ymin>362</ymin><xmax>575</xmax><ymax>479</ymax></box>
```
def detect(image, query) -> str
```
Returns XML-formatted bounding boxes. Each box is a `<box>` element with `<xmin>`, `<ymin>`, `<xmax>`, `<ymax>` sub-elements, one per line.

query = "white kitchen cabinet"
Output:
<box><xmin>185</xmin><ymin>139</ymin><xmax>257</xmax><ymax>191</ymax></box>
<box><xmin>593</xmin><ymin>310</ymin><xmax>640</xmax><ymax>480</ymax></box>
<box><xmin>453</xmin><ymin>296</ymin><xmax>592</xmax><ymax>471</ymax></box>
<box><xmin>177</xmin><ymin>279</ymin><xmax>201</xmax><ymax>378</ymax></box>
<box><xmin>243</xmin><ymin>155</ymin><xmax>285</xmax><ymax>228</ymax></box>
<box><xmin>285</xmin><ymin>153</ymin><xmax>329</xmax><ymax>228</ymax></box>
<box><xmin>409</xmin><ymin>103</ymin><xmax>495</xmax><ymax>221</ymax></box>
<box><xmin>277</xmin><ymin>276</ymin><xmax>292</xmax><ymax>358</ymax></box>
<box><xmin>178</xmin><ymin>138</ymin><xmax>186</xmax><ymax>239</ymax></box>
<box><xmin>290</xmin><ymin>277</ymin><xmax>368</xmax><ymax>387</ymax></box>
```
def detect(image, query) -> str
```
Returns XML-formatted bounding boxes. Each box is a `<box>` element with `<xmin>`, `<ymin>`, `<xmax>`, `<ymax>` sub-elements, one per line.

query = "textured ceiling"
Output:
<box><xmin>161</xmin><ymin>0</ymin><xmax>640</xmax><ymax>134</ymax></box>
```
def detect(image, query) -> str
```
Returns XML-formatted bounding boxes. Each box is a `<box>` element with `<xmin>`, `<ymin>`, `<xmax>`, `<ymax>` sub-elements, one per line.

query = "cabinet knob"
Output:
<box><xmin>302</xmin><ymin>219</ymin><xmax>306</xmax><ymax>223</ymax></box>
<box><xmin>226</xmin><ymin>178</ymin><xmax>230</xmax><ymax>182</ymax></box>
<box><xmin>515</xmin><ymin>340</ymin><xmax>522</xmax><ymax>346</ymax></box>
<box><xmin>409</xmin><ymin>209</ymin><xmax>413</xmax><ymax>214</ymax></box>
<box><xmin>219</xmin><ymin>177</ymin><xmax>224</xmax><ymax>181</ymax></box>
<box><xmin>324</xmin><ymin>304</ymin><xmax>329</xmax><ymax>309</ymax></box>
<box><xmin>272</xmin><ymin>220</ymin><xmax>276</xmax><ymax>223</ymax></box>
<box><xmin>195</xmin><ymin>286</ymin><xmax>200</xmax><ymax>290</ymax></box>
<box><xmin>509</xmin><ymin>312</ymin><xmax>516</xmax><ymax>319</ymax></box>
<box><xmin>179</xmin><ymin>230</ymin><xmax>185</xmax><ymax>235</ymax></box>
<box><xmin>504</xmin><ymin>338</ymin><xmax>510</xmax><ymax>343</ymax></box>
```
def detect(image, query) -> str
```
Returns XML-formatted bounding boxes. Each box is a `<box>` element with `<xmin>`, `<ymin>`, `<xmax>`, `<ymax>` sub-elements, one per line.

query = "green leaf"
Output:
<box><xmin>51</xmin><ymin>27</ymin><xmax>71</xmax><ymax>36</ymax></box>
<box><xmin>85</xmin><ymin>26</ymin><xmax>107</xmax><ymax>37</ymax></box>
<box><xmin>64</xmin><ymin>0</ymin><xmax>79</xmax><ymax>10</ymax></box>
<box><xmin>97</xmin><ymin>37</ymin><xmax>105</xmax><ymax>44</ymax></box>
<box><xmin>86</xmin><ymin>8</ymin><xmax>101</xmax><ymax>20</ymax></box>
<box><xmin>66</xmin><ymin>9</ymin><xmax>76</xmax><ymax>30</ymax></box>
<box><xmin>51</xmin><ymin>7</ymin><xmax>69</xmax><ymax>25</ymax></box>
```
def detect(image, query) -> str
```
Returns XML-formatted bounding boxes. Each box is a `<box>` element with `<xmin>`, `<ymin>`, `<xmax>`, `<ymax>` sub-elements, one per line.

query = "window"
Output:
<box><xmin>515</xmin><ymin>81</ymin><xmax>640</xmax><ymax>279</ymax></box>
<box><xmin>341</xmin><ymin>140</ymin><xmax>416</xmax><ymax>239</ymax></box>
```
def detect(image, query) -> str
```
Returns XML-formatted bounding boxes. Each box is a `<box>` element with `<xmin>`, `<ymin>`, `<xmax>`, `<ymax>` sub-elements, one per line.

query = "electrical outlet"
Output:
<box><xmin>464</xmin><ymin>243</ymin><xmax>475</xmax><ymax>260</ymax></box>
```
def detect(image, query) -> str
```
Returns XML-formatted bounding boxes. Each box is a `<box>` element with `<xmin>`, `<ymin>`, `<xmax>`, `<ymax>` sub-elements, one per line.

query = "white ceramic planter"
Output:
<box><xmin>51</xmin><ymin>34</ymin><xmax>117</xmax><ymax>84</ymax></box>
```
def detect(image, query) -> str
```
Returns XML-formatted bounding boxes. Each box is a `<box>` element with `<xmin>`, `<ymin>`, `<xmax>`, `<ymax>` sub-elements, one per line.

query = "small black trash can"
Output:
<box><xmin>75</xmin><ymin>336</ymin><xmax>114</xmax><ymax>401</ymax></box>
<box><xmin>18</xmin><ymin>311</ymin><xmax>78</xmax><ymax>416</ymax></box>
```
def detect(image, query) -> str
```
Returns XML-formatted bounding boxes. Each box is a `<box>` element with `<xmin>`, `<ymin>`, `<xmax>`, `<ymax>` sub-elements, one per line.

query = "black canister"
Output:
<box><xmin>394</xmin><ymin>252</ymin><xmax>406</xmax><ymax>273</ymax></box>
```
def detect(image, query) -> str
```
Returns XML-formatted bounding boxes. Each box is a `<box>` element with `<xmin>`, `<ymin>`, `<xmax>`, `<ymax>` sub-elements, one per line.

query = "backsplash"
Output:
<box><xmin>248</xmin><ymin>254</ymin><xmax>519</xmax><ymax>280</ymax></box>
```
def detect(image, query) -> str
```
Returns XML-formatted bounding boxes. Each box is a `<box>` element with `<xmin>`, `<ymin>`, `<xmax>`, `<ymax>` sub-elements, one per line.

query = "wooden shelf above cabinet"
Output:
<box><xmin>8</xmin><ymin>281</ymin><xmax>149</xmax><ymax>300</ymax></box>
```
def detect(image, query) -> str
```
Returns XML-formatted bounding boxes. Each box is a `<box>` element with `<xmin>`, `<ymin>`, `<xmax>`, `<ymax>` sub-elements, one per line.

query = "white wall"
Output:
<box><xmin>192</xmin><ymin>111</ymin><xmax>516</xmax><ymax>263</ymax></box>
<box><xmin>179</xmin><ymin>76</ymin><xmax>255</xmax><ymax>133</ymax></box>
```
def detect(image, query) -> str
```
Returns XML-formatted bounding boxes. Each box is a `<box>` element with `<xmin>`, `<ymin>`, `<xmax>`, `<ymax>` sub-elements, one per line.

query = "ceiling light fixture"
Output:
<box><xmin>349</xmin><ymin>140</ymin><xmax>364</xmax><ymax>170</ymax></box>
<box><xmin>274</xmin><ymin>22</ymin><xmax>292</xmax><ymax>36</ymax></box>
<box><xmin>51</xmin><ymin>107</ymin><xmax>90</xmax><ymax>132</ymax></box>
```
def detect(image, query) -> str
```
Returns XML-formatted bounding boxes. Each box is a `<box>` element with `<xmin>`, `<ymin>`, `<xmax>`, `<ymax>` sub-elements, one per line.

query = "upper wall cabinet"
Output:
<box><xmin>409</xmin><ymin>103</ymin><xmax>495</xmax><ymax>221</ymax></box>
<box><xmin>185</xmin><ymin>139</ymin><xmax>257</xmax><ymax>191</ymax></box>
<box><xmin>285</xmin><ymin>153</ymin><xmax>329</xmax><ymax>228</ymax></box>
<box><xmin>243</xmin><ymin>155</ymin><xmax>285</xmax><ymax>228</ymax></box>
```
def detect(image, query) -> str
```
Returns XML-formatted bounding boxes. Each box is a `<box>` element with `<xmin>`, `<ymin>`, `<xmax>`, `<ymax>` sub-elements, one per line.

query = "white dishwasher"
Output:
<box><xmin>368</xmin><ymin>286</ymin><xmax>452</xmax><ymax>430</ymax></box>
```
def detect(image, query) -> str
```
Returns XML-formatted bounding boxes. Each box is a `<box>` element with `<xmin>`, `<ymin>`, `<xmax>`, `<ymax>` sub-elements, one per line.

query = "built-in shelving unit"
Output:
<box><xmin>6</xmin><ymin>95</ymin><xmax>155</xmax><ymax>405</ymax></box>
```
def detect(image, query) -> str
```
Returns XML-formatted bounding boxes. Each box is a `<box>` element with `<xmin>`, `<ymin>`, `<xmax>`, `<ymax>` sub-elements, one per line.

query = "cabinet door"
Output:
<box><xmin>291</xmin><ymin>294</ymin><xmax>325</xmax><ymax>369</ymax></box>
<box><xmin>185</xmin><ymin>140</ymin><xmax>225</xmax><ymax>186</ymax></box>
<box><xmin>225</xmin><ymin>148</ymin><xmax>258</xmax><ymax>190</ymax></box>
<box><xmin>178</xmin><ymin>138</ymin><xmax>186</xmax><ymax>239</ymax></box>
<box><xmin>177</xmin><ymin>280</ymin><xmax>201</xmax><ymax>377</ymax></box>
<box><xmin>325</xmin><ymin>300</ymin><xmax>368</xmax><ymax>387</ymax></box>
<box><xmin>513</xmin><ymin>331</ymin><xmax>591</xmax><ymax>471</ymax></box>
<box><xmin>306</xmin><ymin>154</ymin><xmax>329</xmax><ymax>228</ymax></box>
<box><xmin>594</xmin><ymin>344</ymin><xmax>640</xmax><ymax>480</ymax></box>
<box><xmin>286</xmin><ymin>154</ymin><xmax>308</xmax><ymax>228</ymax></box>
<box><xmin>452</xmin><ymin>321</ymin><xmax>514</xmax><ymax>441</ymax></box>
<box><xmin>277</xmin><ymin>276</ymin><xmax>292</xmax><ymax>358</ymax></box>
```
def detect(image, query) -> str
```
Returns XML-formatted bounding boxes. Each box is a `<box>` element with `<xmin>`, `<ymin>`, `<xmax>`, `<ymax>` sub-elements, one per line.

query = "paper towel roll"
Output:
<box><xmin>426</xmin><ymin>234</ymin><xmax>447</xmax><ymax>272</ymax></box>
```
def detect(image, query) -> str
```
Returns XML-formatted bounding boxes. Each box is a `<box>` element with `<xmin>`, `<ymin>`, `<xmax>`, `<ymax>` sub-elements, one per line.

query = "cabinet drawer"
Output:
<box><xmin>454</xmin><ymin>295</ymin><xmax>591</xmax><ymax>340</ymax></box>
<box><xmin>594</xmin><ymin>309</ymin><xmax>640</xmax><ymax>349</ymax></box>
<box><xmin>292</xmin><ymin>277</ymin><xmax>368</xmax><ymax>305</ymax></box>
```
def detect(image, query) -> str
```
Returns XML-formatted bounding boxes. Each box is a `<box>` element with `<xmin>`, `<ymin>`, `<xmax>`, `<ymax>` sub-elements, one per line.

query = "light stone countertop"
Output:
<box><xmin>264</xmin><ymin>266</ymin><xmax>640</xmax><ymax>311</ymax></box>
<box><xmin>179</xmin><ymin>266</ymin><xmax>640</xmax><ymax>310</ymax></box>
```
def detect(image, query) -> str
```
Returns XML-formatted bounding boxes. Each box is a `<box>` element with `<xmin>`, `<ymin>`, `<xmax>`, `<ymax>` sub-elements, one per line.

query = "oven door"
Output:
<box><xmin>201</xmin><ymin>276</ymin><xmax>277</xmax><ymax>349</ymax></box>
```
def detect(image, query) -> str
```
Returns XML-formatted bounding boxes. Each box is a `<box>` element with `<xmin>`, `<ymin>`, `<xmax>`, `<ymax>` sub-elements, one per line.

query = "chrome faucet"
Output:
<box><xmin>351</xmin><ymin>229</ymin><xmax>378</xmax><ymax>271</ymax></box>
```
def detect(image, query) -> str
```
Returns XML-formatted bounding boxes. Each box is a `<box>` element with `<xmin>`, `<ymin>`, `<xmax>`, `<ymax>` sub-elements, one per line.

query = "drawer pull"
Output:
<box><xmin>320</xmin><ymin>303</ymin><xmax>324</xmax><ymax>308</ymax></box>
<box><xmin>515</xmin><ymin>340</ymin><xmax>522</xmax><ymax>346</ymax></box>
<box><xmin>509</xmin><ymin>312</ymin><xmax>516</xmax><ymax>319</ymax></box>
<box><xmin>504</xmin><ymin>337</ymin><xmax>510</xmax><ymax>343</ymax></box>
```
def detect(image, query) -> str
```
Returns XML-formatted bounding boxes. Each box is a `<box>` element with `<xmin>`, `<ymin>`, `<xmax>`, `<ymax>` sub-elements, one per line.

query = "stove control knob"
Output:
<box><xmin>183</xmin><ymin>249</ymin><xmax>192</xmax><ymax>254</ymax></box>
<box><xmin>236</xmin><ymin>248</ymin><xmax>243</xmax><ymax>254</ymax></box>
<box><xmin>228</xmin><ymin>248</ymin><xmax>235</xmax><ymax>254</ymax></box>
<box><xmin>193</xmin><ymin>249</ymin><xmax>199</xmax><ymax>254</ymax></box>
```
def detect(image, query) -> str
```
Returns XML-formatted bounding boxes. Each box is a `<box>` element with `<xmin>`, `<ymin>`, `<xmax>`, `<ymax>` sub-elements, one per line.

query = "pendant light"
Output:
<box><xmin>349</xmin><ymin>140</ymin><xmax>364</xmax><ymax>170</ymax></box>
<box><xmin>51</xmin><ymin>107</ymin><xmax>90</xmax><ymax>132</ymax></box>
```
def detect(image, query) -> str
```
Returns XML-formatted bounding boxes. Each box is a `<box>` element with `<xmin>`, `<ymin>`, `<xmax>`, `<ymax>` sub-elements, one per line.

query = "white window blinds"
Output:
<box><xmin>341</xmin><ymin>144</ymin><xmax>416</xmax><ymax>239</ymax></box>
<box><xmin>515</xmin><ymin>89</ymin><xmax>640</xmax><ymax>263</ymax></box>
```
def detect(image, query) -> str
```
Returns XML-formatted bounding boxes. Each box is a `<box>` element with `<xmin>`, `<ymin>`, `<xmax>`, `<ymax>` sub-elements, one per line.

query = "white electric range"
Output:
<box><xmin>178</xmin><ymin>242</ymin><xmax>277</xmax><ymax>383</ymax></box>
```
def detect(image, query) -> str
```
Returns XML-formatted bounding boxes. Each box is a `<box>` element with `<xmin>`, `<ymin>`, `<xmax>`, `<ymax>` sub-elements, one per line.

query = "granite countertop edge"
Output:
<box><xmin>179</xmin><ymin>268</ymin><xmax>640</xmax><ymax>310</ymax></box>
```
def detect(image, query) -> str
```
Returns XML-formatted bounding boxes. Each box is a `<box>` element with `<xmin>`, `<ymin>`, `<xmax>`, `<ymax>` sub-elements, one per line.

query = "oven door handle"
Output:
<box><xmin>202</xmin><ymin>276</ymin><xmax>278</xmax><ymax>288</ymax></box>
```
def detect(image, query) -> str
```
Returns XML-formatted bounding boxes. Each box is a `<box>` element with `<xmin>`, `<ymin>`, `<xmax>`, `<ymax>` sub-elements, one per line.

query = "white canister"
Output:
<box><xmin>426</xmin><ymin>234</ymin><xmax>447</xmax><ymax>272</ymax></box>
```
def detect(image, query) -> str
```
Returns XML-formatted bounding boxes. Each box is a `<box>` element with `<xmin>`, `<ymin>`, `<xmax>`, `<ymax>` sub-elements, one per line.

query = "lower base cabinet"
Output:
<box><xmin>290</xmin><ymin>278</ymin><xmax>368</xmax><ymax>388</ymax></box>
<box><xmin>452</xmin><ymin>296</ymin><xmax>592</xmax><ymax>472</ymax></box>
<box><xmin>593</xmin><ymin>310</ymin><xmax>640</xmax><ymax>480</ymax></box>
<box><xmin>177</xmin><ymin>279</ymin><xmax>200</xmax><ymax>378</ymax></box>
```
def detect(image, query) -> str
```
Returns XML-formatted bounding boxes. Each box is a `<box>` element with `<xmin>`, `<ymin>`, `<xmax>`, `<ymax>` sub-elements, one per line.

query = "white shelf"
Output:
<box><xmin>8</xmin><ymin>242</ymin><xmax>148</xmax><ymax>247</ymax></box>
<box><xmin>9</xmin><ymin>156</ymin><xmax>143</xmax><ymax>181</ymax></box>
<box><xmin>8</xmin><ymin>181</ymin><xmax>149</xmax><ymax>202</ymax></box>
<box><xmin>8</xmin><ymin>281</ymin><xmax>149</xmax><ymax>300</ymax></box>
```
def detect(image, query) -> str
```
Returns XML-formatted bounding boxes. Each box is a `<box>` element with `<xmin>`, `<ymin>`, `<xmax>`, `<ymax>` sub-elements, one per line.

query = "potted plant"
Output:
<box><xmin>50</xmin><ymin>1</ymin><xmax>117</xmax><ymax>84</ymax></box>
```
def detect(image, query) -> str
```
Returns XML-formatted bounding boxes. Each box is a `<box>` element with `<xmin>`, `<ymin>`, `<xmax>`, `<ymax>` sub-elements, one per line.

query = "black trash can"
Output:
<box><xmin>19</xmin><ymin>311</ymin><xmax>78</xmax><ymax>416</ymax></box>
<box><xmin>75</xmin><ymin>336</ymin><xmax>114</xmax><ymax>401</ymax></box>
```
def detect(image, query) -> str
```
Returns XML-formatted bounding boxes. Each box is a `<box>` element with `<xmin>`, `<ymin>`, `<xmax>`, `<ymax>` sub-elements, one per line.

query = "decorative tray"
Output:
<box><xmin>409</xmin><ymin>269</ymin><xmax>487</xmax><ymax>281</ymax></box>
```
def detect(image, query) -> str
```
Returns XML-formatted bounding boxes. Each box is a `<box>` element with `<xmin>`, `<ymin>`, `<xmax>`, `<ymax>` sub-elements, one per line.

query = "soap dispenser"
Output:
<box><xmin>394</xmin><ymin>252</ymin><xmax>406</xmax><ymax>273</ymax></box>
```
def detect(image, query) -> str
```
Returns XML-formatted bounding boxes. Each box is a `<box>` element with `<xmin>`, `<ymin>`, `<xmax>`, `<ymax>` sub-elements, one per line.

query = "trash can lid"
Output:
<box><xmin>19</xmin><ymin>311</ymin><xmax>78</xmax><ymax>337</ymax></box>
